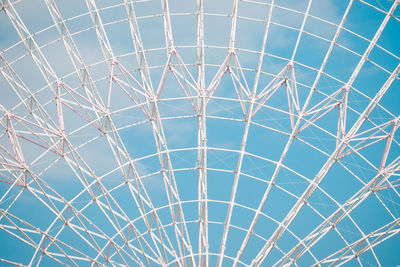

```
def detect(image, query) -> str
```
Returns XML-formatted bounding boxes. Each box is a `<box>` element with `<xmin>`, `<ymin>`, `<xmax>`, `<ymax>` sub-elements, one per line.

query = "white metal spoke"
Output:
<box><xmin>1</xmin><ymin>0</ymin><xmax>399</xmax><ymax>266</ymax></box>
<box><xmin>318</xmin><ymin>218</ymin><xmax>400</xmax><ymax>266</ymax></box>
<box><xmin>243</xmin><ymin>0</ymin><xmax>357</xmax><ymax>264</ymax></box>
<box><xmin>196</xmin><ymin>0</ymin><xmax>208</xmax><ymax>266</ymax></box>
<box><xmin>253</xmin><ymin>6</ymin><xmax>400</xmax><ymax>261</ymax></box>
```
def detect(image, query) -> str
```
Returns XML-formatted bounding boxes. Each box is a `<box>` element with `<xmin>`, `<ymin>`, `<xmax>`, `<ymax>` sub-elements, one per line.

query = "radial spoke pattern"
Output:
<box><xmin>0</xmin><ymin>0</ymin><xmax>400</xmax><ymax>266</ymax></box>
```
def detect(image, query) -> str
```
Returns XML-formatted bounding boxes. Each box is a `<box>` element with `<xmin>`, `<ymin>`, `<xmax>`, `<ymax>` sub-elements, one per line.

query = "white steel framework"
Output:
<box><xmin>0</xmin><ymin>0</ymin><xmax>400</xmax><ymax>266</ymax></box>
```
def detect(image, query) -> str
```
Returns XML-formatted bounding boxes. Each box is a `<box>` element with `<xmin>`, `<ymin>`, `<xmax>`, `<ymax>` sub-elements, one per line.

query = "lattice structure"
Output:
<box><xmin>0</xmin><ymin>0</ymin><xmax>400</xmax><ymax>266</ymax></box>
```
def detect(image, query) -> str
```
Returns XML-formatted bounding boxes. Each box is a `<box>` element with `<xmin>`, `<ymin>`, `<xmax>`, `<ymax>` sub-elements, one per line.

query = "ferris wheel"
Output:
<box><xmin>0</xmin><ymin>0</ymin><xmax>400</xmax><ymax>266</ymax></box>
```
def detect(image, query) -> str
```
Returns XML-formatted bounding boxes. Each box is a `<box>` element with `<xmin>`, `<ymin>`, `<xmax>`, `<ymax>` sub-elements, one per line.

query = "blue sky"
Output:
<box><xmin>0</xmin><ymin>0</ymin><xmax>400</xmax><ymax>266</ymax></box>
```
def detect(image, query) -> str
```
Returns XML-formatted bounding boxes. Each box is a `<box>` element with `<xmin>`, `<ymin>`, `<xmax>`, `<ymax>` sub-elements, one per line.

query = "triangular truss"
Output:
<box><xmin>0</xmin><ymin>0</ymin><xmax>399</xmax><ymax>266</ymax></box>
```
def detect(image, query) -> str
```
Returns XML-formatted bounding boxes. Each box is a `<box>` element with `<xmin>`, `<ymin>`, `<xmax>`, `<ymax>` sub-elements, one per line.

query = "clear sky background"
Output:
<box><xmin>0</xmin><ymin>0</ymin><xmax>400</xmax><ymax>266</ymax></box>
